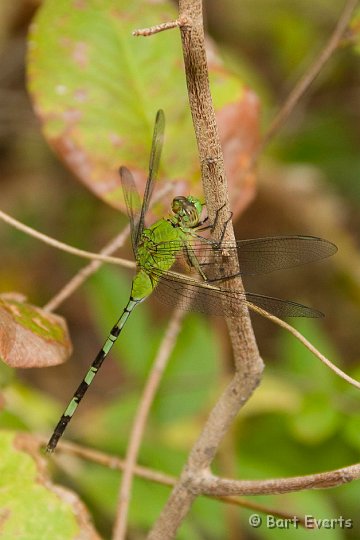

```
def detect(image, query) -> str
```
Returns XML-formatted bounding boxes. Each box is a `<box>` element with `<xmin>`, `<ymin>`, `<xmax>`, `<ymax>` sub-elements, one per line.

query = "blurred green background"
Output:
<box><xmin>0</xmin><ymin>0</ymin><xmax>359</xmax><ymax>539</ymax></box>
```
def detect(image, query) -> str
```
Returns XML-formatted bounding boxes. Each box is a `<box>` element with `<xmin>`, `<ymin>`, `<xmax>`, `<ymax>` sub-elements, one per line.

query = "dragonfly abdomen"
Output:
<box><xmin>46</xmin><ymin>297</ymin><xmax>139</xmax><ymax>452</ymax></box>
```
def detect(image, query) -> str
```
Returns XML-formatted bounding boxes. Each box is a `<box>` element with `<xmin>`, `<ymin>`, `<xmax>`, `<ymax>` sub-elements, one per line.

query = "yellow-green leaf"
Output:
<box><xmin>0</xmin><ymin>431</ymin><xmax>101</xmax><ymax>540</ymax></box>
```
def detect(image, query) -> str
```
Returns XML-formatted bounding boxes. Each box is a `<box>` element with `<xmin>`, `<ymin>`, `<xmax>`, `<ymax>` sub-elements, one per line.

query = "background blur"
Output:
<box><xmin>0</xmin><ymin>1</ymin><xmax>359</xmax><ymax>539</ymax></box>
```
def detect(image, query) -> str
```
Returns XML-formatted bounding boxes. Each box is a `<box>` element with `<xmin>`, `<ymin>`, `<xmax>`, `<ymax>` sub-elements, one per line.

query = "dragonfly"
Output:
<box><xmin>46</xmin><ymin>110</ymin><xmax>337</xmax><ymax>452</ymax></box>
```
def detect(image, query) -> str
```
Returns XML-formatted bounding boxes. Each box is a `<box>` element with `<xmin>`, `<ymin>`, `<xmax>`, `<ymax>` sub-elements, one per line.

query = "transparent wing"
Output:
<box><xmin>119</xmin><ymin>166</ymin><xmax>142</xmax><ymax>255</ymax></box>
<box><xmin>135</xmin><ymin>109</ymin><xmax>165</xmax><ymax>250</ymax></box>
<box><xmin>150</xmin><ymin>268</ymin><xmax>323</xmax><ymax>318</ymax></box>
<box><xmin>235</xmin><ymin>235</ymin><xmax>337</xmax><ymax>275</ymax></box>
<box><xmin>244</xmin><ymin>292</ymin><xmax>323</xmax><ymax>318</ymax></box>
<box><xmin>119</xmin><ymin>110</ymin><xmax>165</xmax><ymax>254</ymax></box>
<box><xmin>147</xmin><ymin>235</ymin><xmax>337</xmax><ymax>280</ymax></box>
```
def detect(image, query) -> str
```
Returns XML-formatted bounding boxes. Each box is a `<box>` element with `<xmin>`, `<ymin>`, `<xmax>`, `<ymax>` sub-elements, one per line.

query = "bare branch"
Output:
<box><xmin>39</xmin><ymin>437</ymin><xmax>308</xmax><ymax>527</ymax></box>
<box><xmin>148</xmin><ymin>0</ymin><xmax>263</xmax><ymax>536</ymax></box>
<box><xmin>133</xmin><ymin>17</ymin><xmax>190</xmax><ymax>37</ymax></box>
<box><xmin>144</xmin><ymin>2</ymin><xmax>360</xmax><ymax>537</ymax></box>
<box><xmin>248</xmin><ymin>303</ymin><xmax>360</xmax><ymax>390</ymax></box>
<box><xmin>197</xmin><ymin>464</ymin><xmax>360</xmax><ymax>496</ymax></box>
<box><xmin>0</xmin><ymin>208</ymin><xmax>134</xmax><ymax>269</ymax></box>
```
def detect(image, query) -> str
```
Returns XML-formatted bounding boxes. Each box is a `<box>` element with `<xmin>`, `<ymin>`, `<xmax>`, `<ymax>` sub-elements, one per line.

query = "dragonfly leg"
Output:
<box><xmin>191</xmin><ymin>208</ymin><xmax>233</xmax><ymax>248</ymax></box>
<box><xmin>215</xmin><ymin>210</ymin><xmax>233</xmax><ymax>245</ymax></box>
<box><xmin>196</xmin><ymin>216</ymin><xmax>210</xmax><ymax>229</ymax></box>
<box><xmin>197</xmin><ymin>204</ymin><xmax>233</xmax><ymax>245</ymax></box>
<box><xmin>184</xmin><ymin>243</ymin><xmax>208</xmax><ymax>281</ymax></box>
<box><xmin>210</xmin><ymin>203</ymin><xmax>226</xmax><ymax>232</ymax></box>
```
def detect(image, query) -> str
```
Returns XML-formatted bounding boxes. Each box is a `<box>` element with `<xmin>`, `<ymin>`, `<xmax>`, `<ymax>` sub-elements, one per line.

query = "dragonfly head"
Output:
<box><xmin>171</xmin><ymin>196</ymin><xmax>204</xmax><ymax>228</ymax></box>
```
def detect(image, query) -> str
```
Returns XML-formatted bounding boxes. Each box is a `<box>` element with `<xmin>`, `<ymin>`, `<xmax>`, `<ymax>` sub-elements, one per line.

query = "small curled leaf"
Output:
<box><xmin>0</xmin><ymin>294</ymin><xmax>72</xmax><ymax>368</ymax></box>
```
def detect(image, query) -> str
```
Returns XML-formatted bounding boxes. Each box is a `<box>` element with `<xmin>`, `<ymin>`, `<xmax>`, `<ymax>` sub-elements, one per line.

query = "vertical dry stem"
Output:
<box><xmin>148</xmin><ymin>1</ymin><xmax>263</xmax><ymax>538</ymax></box>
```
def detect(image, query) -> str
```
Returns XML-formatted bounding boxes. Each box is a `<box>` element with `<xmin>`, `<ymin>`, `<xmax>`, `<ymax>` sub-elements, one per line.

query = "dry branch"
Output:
<box><xmin>198</xmin><ymin>465</ymin><xmax>360</xmax><ymax>496</ymax></box>
<box><xmin>42</xmin><ymin>438</ymin><xmax>309</xmax><ymax>527</ymax></box>
<box><xmin>148</xmin><ymin>1</ymin><xmax>263</xmax><ymax>538</ymax></box>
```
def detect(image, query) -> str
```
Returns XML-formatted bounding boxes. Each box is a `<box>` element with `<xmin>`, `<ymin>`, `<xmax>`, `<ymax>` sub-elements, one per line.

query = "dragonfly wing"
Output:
<box><xmin>235</xmin><ymin>236</ymin><xmax>337</xmax><ymax>275</ymax></box>
<box><xmin>119</xmin><ymin>166</ymin><xmax>142</xmax><ymax>255</ymax></box>
<box><xmin>153</xmin><ymin>238</ymin><xmax>239</xmax><ymax>283</ymax></box>
<box><xmin>164</xmin><ymin>235</ymin><xmax>337</xmax><ymax>281</ymax></box>
<box><xmin>245</xmin><ymin>292</ymin><xmax>323</xmax><ymax>318</ymax></box>
<box><xmin>150</xmin><ymin>268</ymin><xmax>323</xmax><ymax>318</ymax></box>
<box><xmin>135</xmin><ymin>109</ymin><xmax>165</xmax><ymax>249</ymax></box>
<box><xmin>152</xmin><ymin>270</ymin><xmax>245</xmax><ymax>316</ymax></box>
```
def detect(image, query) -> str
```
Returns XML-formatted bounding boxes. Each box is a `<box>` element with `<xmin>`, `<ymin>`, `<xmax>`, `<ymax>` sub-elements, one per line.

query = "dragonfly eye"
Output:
<box><xmin>171</xmin><ymin>196</ymin><xmax>188</xmax><ymax>215</ymax></box>
<box><xmin>171</xmin><ymin>196</ymin><xmax>200</xmax><ymax>227</ymax></box>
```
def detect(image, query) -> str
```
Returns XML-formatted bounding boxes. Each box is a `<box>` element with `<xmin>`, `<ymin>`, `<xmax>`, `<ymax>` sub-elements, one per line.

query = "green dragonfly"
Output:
<box><xmin>46</xmin><ymin>110</ymin><xmax>337</xmax><ymax>452</ymax></box>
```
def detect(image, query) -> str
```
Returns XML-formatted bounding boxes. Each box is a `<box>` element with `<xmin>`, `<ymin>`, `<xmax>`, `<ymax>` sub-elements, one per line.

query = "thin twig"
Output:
<box><xmin>250</xmin><ymin>0</ymin><xmax>359</xmax><ymax>167</ymax></box>
<box><xmin>146</xmin><ymin>267</ymin><xmax>360</xmax><ymax>388</ymax></box>
<box><xmin>133</xmin><ymin>17</ymin><xmax>190</xmax><ymax>37</ymax></box>
<box><xmin>43</xmin><ymin>226</ymin><xmax>131</xmax><ymax>312</ymax></box>
<box><xmin>38</xmin><ymin>437</ymin><xmax>307</xmax><ymax>527</ymax></box>
<box><xmin>0</xmin><ymin>209</ymin><xmax>134</xmax><ymax>270</ymax></box>
<box><xmin>44</xmin><ymin>438</ymin><xmax>175</xmax><ymax>485</ymax></box>
<box><xmin>247</xmin><ymin>303</ymin><xmax>360</xmax><ymax>390</ymax></box>
<box><xmin>149</xmin><ymin>2</ymin><xmax>263</xmax><ymax>537</ymax></box>
<box><xmin>113</xmin><ymin>305</ymin><xmax>187</xmax><ymax>540</ymax></box>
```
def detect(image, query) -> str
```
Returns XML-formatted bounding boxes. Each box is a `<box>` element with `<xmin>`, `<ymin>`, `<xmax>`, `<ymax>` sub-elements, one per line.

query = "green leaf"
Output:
<box><xmin>343</xmin><ymin>412</ymin><xmax>360</xmax><ymax>452</ymax></box>
<box><xmin>154</xmin><ymin>313</ymin><xmax>221</xmax><ymax>424</ymax></box>
<box><xmin>0</xmin><ymin>431</ymin><xmax>101</xmax><ymax>540</ymax></box>
<box><xmin>289</xmin><ymin>392</ymin><xmax>340</xmax><ymax>445</ymax></box>
<box><xmin>0</xmin><ymin>294</ymin><xmax>72</xmax><ymax>368</ymax></box>
<box><xmin>27</xmin><ymin>0</ymin><xmax>258</xmax><ymax>215</ymax></box>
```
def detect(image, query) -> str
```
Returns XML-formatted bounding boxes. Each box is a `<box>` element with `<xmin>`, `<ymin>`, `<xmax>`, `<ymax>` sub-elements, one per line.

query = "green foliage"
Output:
<box><xmin>0</xmin><ymin>431</ymin><xmax>97</xmax><ymax>540</ymax></box>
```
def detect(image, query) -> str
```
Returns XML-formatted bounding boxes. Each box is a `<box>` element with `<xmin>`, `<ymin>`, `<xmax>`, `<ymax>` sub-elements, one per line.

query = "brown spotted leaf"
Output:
<box><xmin>0</xmin><ymin>294</ymin><xmax>72</xmax><ymax>368</ymax></box>
<box><xmin>27</xmin><ymin>0</ymin><xmax>259</xmax><ymax>217</ymax></box>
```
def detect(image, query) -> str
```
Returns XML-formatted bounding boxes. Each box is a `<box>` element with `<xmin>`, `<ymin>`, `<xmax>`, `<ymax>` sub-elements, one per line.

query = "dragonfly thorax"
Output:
<box><xmin>171</xmin><ymin>195</ymin><xmax>203</xmax><ymax>228</ymax></box>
